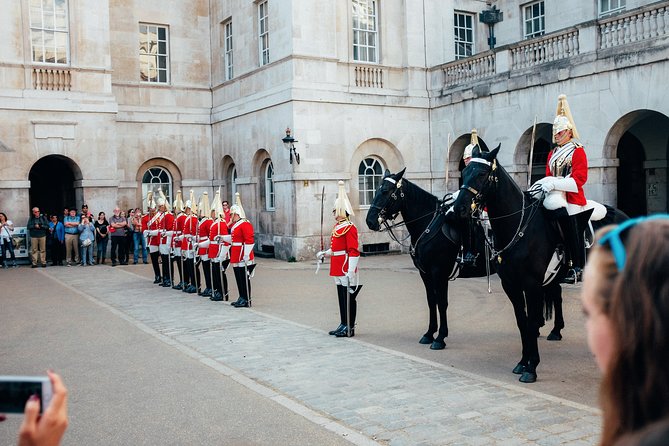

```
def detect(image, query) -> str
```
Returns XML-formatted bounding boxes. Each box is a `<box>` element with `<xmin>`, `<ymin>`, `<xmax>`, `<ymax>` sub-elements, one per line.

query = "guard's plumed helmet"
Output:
<box><xmin>229</xmin><ymin>192</ymin><xmax>246</xmax><ymax>219</ymax></box>
<box><xmin>212</xmin><ymin>188</ymin><xmax>223</xmax><ymax>219</ymax></box>
<box><xmin>463</xmin><ymin>128</ymin><xmax>479</xmax><ymax>160</ymax></box>
<box><xmin>334</xmin><ymin>180</ymin><xmax>354</xmax><ymax>219</ymax></box>
<box><xmin>198</xmin><ymin>192</ymin><xmax>211</xmax><ymax>218</ymax></box>
<box><xmin>552</xmin><ymin>94</ymin><xmax>580</xmax><ymax>142</ymax></box>
<box><xmin>173</xmin><ymin>190</ymin><xmax>184</xmax><ymax>212</ymax></box>
<box><xmin>146</xmin><ymin>191</ymin><xmax>156</xmax><ymax>211</ymax></box>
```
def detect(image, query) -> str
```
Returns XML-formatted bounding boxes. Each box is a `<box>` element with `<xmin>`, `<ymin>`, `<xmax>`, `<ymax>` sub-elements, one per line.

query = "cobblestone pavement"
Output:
<box><xmin>32</xmin><ymin>257</ymin><xmax>601</xmax><ymax>446</ymax></box>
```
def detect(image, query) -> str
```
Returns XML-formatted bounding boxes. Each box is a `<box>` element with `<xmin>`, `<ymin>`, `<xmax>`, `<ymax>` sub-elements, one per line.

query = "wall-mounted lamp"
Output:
<box><xmin>479</xmin><ymin>4</ymin><xmax>504</xmax><ymax>50</ymax></box>
<box><xmin>281</xmin><ymin>127</ymin><xmax>300</xmax><ymax>165</ymax></box>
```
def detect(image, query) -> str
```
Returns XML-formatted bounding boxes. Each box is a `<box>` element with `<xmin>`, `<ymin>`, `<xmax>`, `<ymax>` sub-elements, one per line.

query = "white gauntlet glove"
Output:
<box><xmin>316</xmin><ymin>249</ymin><xmax>332</xmax><ymax>260</ymax></box>
<box><xmin>347</xmin><ymin>256</ymin><xmax>359</xmax><ymax>280</ymax></box>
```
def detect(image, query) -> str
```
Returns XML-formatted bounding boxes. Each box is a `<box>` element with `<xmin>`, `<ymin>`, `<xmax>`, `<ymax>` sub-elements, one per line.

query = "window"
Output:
<box><xmin>523</xmin><ymin>1</ymin><xmax>545</xmax><ymax>39</ymax></box>
<box><xmin>599</xmin><ymin>0</ymin><xmax>626</xmax><ymax>17</ymax></box>
<box><xmin>223</xmin><ymin>20</ymin><xmax>233</xmax><ymax>80</ymax></box>
<box><xmin>352</xmin><ymin>0</ymin><xmax>378</xmax><ymax>63</ymax></box>
<box><xmin>142</xmin><ymin>167</ymin><xmax>172</xmax><ymax>208</ymax></box>
<box><xmin>29</xmin><ymin>0</ymin><xmax>70</xmax><ymax>64</ymax></box>
<box><xmin>265</xmin><ymin>161</ymin><xmax>275</xmax><ymax>211</ymax></box>
<box><xmin>258</xmin><ymin>1</ymin><xmax>270</xmax><ymax>66</ymax></box>
<box><xmin>454</xmin><ymin>12</ymin><xmax>474</xmax><ymax>60</ymax></box>
<box><xmin>140</xmin><ymin>23</ymin><xmax>169</xmax><ymax>83</ymax></box>
<box><xmin>358</xmin><ymin>157</ymin><xmax>384</xmax><ymax>207</ymax></box>
<box><xmin>227</xmin><ymin>164</ymin><xmax>237</xmax><ymax>201</ymax></box>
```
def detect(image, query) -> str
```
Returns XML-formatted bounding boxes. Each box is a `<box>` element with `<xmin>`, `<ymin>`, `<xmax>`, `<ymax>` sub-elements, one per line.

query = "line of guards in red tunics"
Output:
<box><xmin>141</xmin><ymin>189</ymin><xmax>255</xmax><ymax>308</ymax></box>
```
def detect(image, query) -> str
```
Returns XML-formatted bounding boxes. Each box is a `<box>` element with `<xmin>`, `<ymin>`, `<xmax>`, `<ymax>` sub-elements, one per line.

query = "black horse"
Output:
<box><xmin>453</xmin><ymin>146</ymin><xmax>628</xmax><ymax>383</ymax></box>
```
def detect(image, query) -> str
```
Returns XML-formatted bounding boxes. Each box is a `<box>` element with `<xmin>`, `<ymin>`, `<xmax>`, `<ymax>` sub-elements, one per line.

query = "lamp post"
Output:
<box><xmin>282</xmin><ymin>127</ymin><xmax>300</xmax><ymax>165</ymax></box>
<box><xmin>479</xmin><ymin>4</ymin><xmax>503</xmax><ymax>50</ymax></box>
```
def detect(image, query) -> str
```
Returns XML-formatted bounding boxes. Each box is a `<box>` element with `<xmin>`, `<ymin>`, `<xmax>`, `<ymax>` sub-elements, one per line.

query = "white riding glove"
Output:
<box><xmin>316</xmin><ymin>249</ymin><xmax>332</xmax><ymax>260</ymax></box>
<box><xmin>347</xmin><ymin>256</ymin><xmax>359</xmax><ymax>280</ymax></box>
<box><xmin>243</xmin><ymin>244</ymin><xmax>254</xmax><ymax>262</ymax></box>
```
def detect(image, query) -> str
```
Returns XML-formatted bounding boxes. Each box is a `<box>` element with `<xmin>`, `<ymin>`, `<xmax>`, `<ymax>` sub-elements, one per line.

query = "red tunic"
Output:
<box><xmin>328</xmin><ymin>220</ymin><xmax>360</xmax><ymax>277</ymax></box>
<box><xmin>172</xmin><ymin>213</ymin><xmax>187</xmax><ymax>249</ymax></box>
<box><xmin>229</xmin><ymin>218</ymin><xmax>254</xmax><ymax>265</ymax></box>
<box><xmin>197</xmin><ymin>218</ymin><xmax>213</xmax><ymax>257</ymax></box>
<box><xmin>159</xmin><ymin>212</ymin><xmax>175</xmax><ymax>246</ymax></box>
<box><xmin>142</xmin><ymin>212</ymin><xmax>162</xmax><ymax>247</ymax></box>
<box><xmin>208</xmin><ymin>219</ymin><xmax>230</xmax><ymax>260</ymax></box>
<box><xmin>180</xmin><ymin>214</ymin><xmax>198</xmax><ymax>251</ymax></box>
<box><xmin>546</xmin><ymin>145</ymin><xmax>587</xmax><ymax>206</ymax></box>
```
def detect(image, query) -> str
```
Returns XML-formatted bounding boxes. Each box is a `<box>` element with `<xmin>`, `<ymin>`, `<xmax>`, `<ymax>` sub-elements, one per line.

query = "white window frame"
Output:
<box><xmin>358</xmin><ymin>157</ymin><xmax>384</xmax><ymax>207</ymax></box>
<box><xmin>599</xmin><ymin>0</ymin><xmax>626</xmax><ymax>17</ymax></box>
<box><xmin>454</xmin><ymin>12</ymin><xmax>474</xmax><ymax>60</ymax></box>
<box><xmin>139</xmin><ymin>23</ymin><xmax>170</xmax><ymax>84</ymax></box>
<box><xmin>352</xmin><ymin>0</ymin><xmax>378</xmax><ymax>63</ymax></box>
<box><xmin>258</xmin><ymin>1</ymin><xmax>270</xmax><ymax>66</ymax></box>
<box><xmin>523</xmin><ymin>1</ymin><xmax>545</xmax><ymax>39</ymax></box>
<box><xmin>29</xmin><ymin>0</ymin><xmax>70</xmax><ymax>65</ymax></box>
<box><xmin>264</xmin><ymin>161</ymin><xmax>275</xmax><ymax>211</ymax></box>
<box><xmin>223</xmin><ymin>20</ymin><xmax>233</xmax><ymax>80</ymax></box>
<box><xmin>142</xmin><ymin>167</ymin><xmax>173</xmax><ymax>209</ymax></box>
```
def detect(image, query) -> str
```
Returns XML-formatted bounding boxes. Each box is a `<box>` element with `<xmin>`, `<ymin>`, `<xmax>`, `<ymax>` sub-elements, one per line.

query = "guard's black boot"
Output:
<box><xmin>153</xmin><ymin>276</ymin><xmax>162</xmax><ymax>284</ymax></box>
<box><xmin>232</xmin><ymin>297</ymin><xmax>249</xmax><ymax>308</ymax></box>
<box><xmin>558</xmin><ymin>210</ymin><xmax>591</xmax><ymax>284</ymax></box>
<box><xmin>210</xmin><ymin>291</ymin><xmax>224</xmax><ymax>301</ymax></box>
<box><xmin>329</xmin><ymin>285</ymin><xmax>348</xmax><ymax>335</ymax></box>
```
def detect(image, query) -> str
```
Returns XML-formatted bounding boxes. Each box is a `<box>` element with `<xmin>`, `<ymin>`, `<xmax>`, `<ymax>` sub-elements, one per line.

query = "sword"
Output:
<box><xmin>527</xmin><ymin>115</ymin><xmax>538</xmax><ymax>188</ymax></box>
<box><xmin>316</xmin><ymin>186</ymin><xmax>325</xmax><ymax>274</ymax></box>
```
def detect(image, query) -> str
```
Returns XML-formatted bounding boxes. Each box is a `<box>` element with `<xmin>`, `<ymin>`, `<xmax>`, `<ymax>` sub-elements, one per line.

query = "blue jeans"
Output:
<box><xmin>133</xmin><ymin>232</ymin><xmax>147</xmax><ymax>263</ymax></box>
<box><xmin>80</xmin><ymin>242</ymin><xmax>94</xmax><ymax>265</ymax></box>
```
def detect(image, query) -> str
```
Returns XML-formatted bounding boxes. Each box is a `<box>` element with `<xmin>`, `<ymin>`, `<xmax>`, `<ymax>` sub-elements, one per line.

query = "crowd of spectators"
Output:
<box><xmin>0</xmin><ymin>204</ymin><xmax>149</xmax><ymax>268</ymax></box>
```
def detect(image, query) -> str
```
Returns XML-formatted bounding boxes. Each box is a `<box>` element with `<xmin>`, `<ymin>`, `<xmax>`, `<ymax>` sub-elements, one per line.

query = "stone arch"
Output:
<box><xmin>350</xmin><ymin>138</ymin><xmax>404</xmax><ymax>210</ymax></box>
<box><xmin>28</xmin><ymin>155</ymin><xmax>83</xmax><ymax>217</ymax></box>
<box><xmin>136</xmin><ymin>158</ymin><xmax>182</xmax><ymax>209</ymax></box>
<box><xmin>603</xmin><ymin>110</ymin><xmax>669</xmax><ymax>215</ymax></box>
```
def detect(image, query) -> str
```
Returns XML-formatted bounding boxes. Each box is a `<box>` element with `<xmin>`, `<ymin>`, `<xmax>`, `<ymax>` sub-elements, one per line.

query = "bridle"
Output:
<box><xmin>460</xmin><ymin>156</ymin><xmax>542</xmax><ymax>262</ymax></box>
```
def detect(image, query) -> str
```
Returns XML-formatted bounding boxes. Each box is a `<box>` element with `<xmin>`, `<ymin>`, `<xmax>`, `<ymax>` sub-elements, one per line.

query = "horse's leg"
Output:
<box><xmin>545</xmin><ymin>282</ymin><xmax>564</xmax><ymax>341</ymax></box>
<box><xmin>518</xmin><ymin>282</ymin><xmax>543</xmax><ymax>383</ymax></box>
<box><xmin>418</xmin><ymin>271</ymin><xmax>437</xmax><ymax>345</ymax></box>
<box><xmin>430</xmin><ymin>273</ymin><xmax>448</xmax><ymax>350</ymax></box>
<box><xmin>501</xmin><ymin>280</ymin><xmax>531</xmax><ymax>375</ymax></box>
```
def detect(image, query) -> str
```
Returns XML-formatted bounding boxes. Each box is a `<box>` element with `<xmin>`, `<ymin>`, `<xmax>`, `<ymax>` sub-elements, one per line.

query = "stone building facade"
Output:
<box><xmin>0</xmin><ymin>0</ymin><xmax>667</xmax><ymax>260</ymax></box>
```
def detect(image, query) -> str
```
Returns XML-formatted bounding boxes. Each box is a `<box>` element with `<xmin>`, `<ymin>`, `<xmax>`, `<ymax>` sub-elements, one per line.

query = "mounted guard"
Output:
<box><xmin>317</xmin><ymin>181</ymin><xmax>362</xmax><ymax>338</ymax></box>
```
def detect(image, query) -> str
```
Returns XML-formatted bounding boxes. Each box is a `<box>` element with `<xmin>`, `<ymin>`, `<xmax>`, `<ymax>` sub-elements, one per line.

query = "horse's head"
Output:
<box><xmin>366</xmin><ymin>168</ymin><xmax>406</xmax><ymax>231</ymax></box>
<box><xmin>453</xmin><ymin>144</ymin><xmax>501</xmax><ymax>219</ymax></box>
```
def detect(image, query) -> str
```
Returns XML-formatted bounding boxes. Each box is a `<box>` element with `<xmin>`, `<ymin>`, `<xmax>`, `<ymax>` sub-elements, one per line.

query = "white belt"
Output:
<box><xmin>332</xmin><ymin>250</ymin><xmax>346</xmax><ymax>256</ymax></box>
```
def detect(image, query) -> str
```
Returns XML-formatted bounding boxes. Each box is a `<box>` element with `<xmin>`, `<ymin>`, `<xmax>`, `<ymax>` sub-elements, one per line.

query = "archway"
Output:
<box><xmin>28</xmin><ymin>155</ymin><xmax>82</xmax><ymax>218</ymax></box>
<box><xmin>605</xmin><ymin>110</ymin><xmax>669</xmax><ymax>216</ymax></box>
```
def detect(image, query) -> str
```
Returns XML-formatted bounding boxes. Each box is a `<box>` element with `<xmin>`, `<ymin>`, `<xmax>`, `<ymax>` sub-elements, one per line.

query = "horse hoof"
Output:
<box><xmin>512</xmin><ymin>363</ymin><xmax>526</xmax><ymax>375</ymax></box>
<box><xmin>546</xmin><ymin>331</ymin><xmax>562</xmax><ymax>341</ymax></box>
<box><xmin>419</xmin><ymin>336</ymin><xmax>434</xmax><ymax>345</ymax></box>
<box><xmin>519</xmin><ymin>371</ymin><xmax>537</xmax><ymax>383</ymax></box>
<box><xmin>430</xmin><ymin>341</ymin><xmax>446</xmax><ymax>350</ymax></box>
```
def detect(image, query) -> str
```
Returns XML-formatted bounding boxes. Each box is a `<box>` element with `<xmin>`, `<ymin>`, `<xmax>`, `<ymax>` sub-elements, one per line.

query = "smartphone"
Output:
<box><xmin>0</xmin><ymin>376</ymin><xmax>53</xmax><ymax>414</ymax></box>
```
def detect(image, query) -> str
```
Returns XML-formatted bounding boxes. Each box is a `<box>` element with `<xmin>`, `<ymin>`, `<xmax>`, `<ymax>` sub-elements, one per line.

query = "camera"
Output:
<box><xmin>0</xmin><ymin>376</ymin><xmax>53</xmax><ymax>414</ymax></box>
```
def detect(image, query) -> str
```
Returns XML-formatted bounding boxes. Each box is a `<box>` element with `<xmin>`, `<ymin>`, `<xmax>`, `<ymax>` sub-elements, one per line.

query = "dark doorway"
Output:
<box><xmin>617</xmin><ymin>132</ymin><xmax>646</xmax><ymax>218</ymax></box>
<box><xmin>29</xmin><ymin>155</ymin><xmax>79</xmax><ymax>218</ymax></box>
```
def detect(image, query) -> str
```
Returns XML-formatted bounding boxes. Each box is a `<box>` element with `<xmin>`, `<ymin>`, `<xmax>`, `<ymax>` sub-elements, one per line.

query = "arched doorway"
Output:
<box><xmin>607</xmin><ymin>110</ymin><xmax>669</xmax><ymax>216</ymax></box>
<box><xmin>28</xmin><ymin>155</ymin><xmax>82</xmax><ymax>218</ymax></box>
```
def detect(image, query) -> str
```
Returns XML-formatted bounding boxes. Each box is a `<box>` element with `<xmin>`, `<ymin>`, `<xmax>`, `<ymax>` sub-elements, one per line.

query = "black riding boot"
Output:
<box><xmin>558</xmin><ymin>213</ymin><xmax>587</xmax><ymax>284</ymax></box>
<box><xmin>335</xmin><ymin>286</ymin><xmax>357</xmax><ymax>337</ymax></box>
<box><xmin>329</xmin><ymin>285</ymin><xmax>347</xmax><ymax>335</ymax></box>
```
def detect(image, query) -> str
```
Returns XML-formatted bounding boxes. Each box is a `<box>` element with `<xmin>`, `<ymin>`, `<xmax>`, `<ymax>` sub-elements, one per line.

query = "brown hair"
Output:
<box><xmin>590</xmin><ymin>220</ymin><xmax>669</xmax><ymax>445</ymax></box>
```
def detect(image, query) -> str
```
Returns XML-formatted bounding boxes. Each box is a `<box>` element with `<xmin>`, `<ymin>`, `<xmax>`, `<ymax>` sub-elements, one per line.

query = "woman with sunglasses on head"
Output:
<box><xmin>582</xmin><ymin>214</ymin><xmax>669</xmax><ymax>446</ymax></box>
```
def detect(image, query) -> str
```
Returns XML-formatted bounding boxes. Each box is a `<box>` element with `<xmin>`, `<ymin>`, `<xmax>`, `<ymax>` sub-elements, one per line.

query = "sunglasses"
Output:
<box><xmin>598</xmin><ymin>213</ymin><xmax>669</xmax><ymax>271</ymax></box>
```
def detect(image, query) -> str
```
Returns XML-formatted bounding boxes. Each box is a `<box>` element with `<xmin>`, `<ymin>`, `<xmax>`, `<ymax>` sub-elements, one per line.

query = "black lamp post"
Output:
<box><xmin>282</xmin><ymin>127</ymin><xmax>300</xmax><ymax>164</ymax></box>
<box><xmin>479</xmin><ymin>5</ymin><xmax>503</xmax><ymax>50</ymax></box>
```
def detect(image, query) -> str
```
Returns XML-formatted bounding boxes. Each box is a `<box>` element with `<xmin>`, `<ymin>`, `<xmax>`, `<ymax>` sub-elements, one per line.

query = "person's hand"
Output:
<box><xmin>18</xmin><ymin>370</ymin><xmax>68</xmax><ymax>446</ymax></box>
